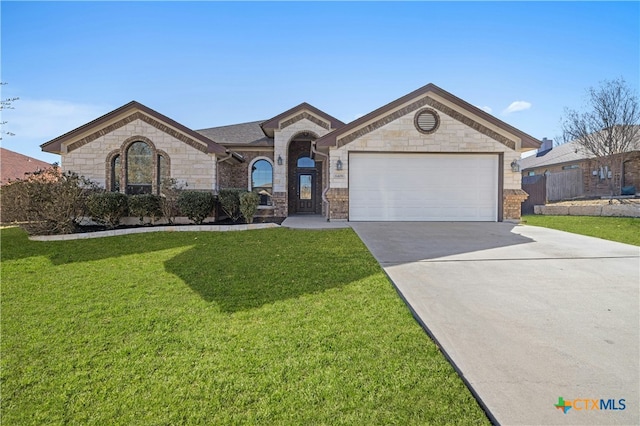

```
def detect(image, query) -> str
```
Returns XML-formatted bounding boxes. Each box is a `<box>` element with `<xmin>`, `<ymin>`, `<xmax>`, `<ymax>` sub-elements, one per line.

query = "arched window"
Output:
<box><xmin>111</xmin><ymin>154</ymin><xmax>121</xmax><ymax>192</ymax></box>
<box><xmin>297</xmin><ymin>156</ymin><xmax>315</xmax><ymax>168</ymax></box>
<box><xmin>251</xmin><ymin>159</ymin><xmax>273</xmax><ymax>206</ymax></box>
<box><xmin>127</xmin><ymin>141</ymin><xmax>153</xmax><ymax>194</ymax></box>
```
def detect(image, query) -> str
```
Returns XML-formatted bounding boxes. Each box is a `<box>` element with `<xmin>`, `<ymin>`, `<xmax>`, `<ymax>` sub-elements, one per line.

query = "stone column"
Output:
<box><xmin>503</xmin><ymin>189</ymin><xmax>529</xmax><ymax>220</ymax></box>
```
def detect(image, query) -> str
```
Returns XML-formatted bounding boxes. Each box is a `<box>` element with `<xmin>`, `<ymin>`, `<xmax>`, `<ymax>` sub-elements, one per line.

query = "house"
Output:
<box><xmin>41</xmin><ymin>83</ymin><xmax>540</xmax><ymax>221</ymax></box>
<box><xmin>520</xmin><ymin>136</ymin><xmax>640</xmax><ymax>198</ymax></box>
<box><xmin>1</xmin><ymin>147</ymin><xmax>54</xmax><ymax>185</ymax></box>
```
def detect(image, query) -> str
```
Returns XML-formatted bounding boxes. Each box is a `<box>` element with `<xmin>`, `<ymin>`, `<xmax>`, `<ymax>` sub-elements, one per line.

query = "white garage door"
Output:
<box><xmin>349</xmin><ymin>153</ymin><xmax>498</xmax><ymax>221</ymax></box>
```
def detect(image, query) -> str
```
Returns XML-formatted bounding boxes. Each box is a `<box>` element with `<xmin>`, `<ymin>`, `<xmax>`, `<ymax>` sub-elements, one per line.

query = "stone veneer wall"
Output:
<box><xmin>326</xmin><ymin>188</ymin><xmax>349</xmax><ymax>220</ymax></box>
<box><xmin>217</xmin><ymin>150</ymin><xmax>273</xmax><ymax>189</ymax></box>
<box><xmin>62</xmin><ymin>119</ymin><xmax>217</xmax><ymax>190</ymax></box>
<box><xmin>272</xmin><ymin>116</ymin><xmax>333</xmax><ymax>217</ymax></box>
<box><xmin>329</xmin><ymin>97</ymin><xmax>522</xmax><ymax>191</ymax></box>
<box><xmin>503</xmin><ymin>189</ymin><xmax>528</xmax><ymax>220</ymax></box>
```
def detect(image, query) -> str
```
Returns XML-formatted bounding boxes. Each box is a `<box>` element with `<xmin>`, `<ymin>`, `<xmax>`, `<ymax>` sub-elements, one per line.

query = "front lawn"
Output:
<box><xmin>1</xmin><ymin>227</ymin><xmax>489</xmax><ymax>425</ymax></box>
<box><xmin>522</xmin><ymin>215</ymin><xmax>640</xmax><ymax>246</ymax></box>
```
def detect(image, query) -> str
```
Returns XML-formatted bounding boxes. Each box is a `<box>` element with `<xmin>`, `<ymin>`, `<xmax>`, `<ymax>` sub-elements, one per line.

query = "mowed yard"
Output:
<box><xmin>1</xmin><ymin>227</ymin><xmax>489</xmax><ymax>425</ymax></box>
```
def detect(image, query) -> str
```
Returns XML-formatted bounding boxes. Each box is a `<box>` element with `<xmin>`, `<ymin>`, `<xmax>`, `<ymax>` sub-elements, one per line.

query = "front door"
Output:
<box><xmin>297</xmin><ymin>171</ymin><xmax>316</xmax><ymax>213</ymax></box>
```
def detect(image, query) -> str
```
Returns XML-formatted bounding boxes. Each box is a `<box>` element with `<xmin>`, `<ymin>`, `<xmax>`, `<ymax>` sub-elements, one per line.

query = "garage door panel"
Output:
<box><xmin>349</xmin><ymin>153</ymin><xmax>498</xmax><ymax>221</ymax></box>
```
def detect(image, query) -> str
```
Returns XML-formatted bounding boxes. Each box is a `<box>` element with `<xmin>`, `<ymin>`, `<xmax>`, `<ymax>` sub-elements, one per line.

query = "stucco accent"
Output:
<box><xmin>280</xmin><ymin>112</ymin><xmax>330</xmax><ymax>131</ymax></box>
<box><xmin>66</xmin><ymin>111</ymin><xmax>209</xmax><ymax>154</ymax></box>
<box><xmin>336</xmin><ymin>96</ymin><xmax>516</xmax><ymax>150</ymax></box>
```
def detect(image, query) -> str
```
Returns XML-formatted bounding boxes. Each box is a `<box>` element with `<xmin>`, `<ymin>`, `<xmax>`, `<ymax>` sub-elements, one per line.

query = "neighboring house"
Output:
<box><xmin>1</xmin><ymin>147</ymin><xmax>54</xmax><ymax>185</ymax></box>
<box><xmin>520</xmin><ymin>137</ymin><xmax>640</xmax><ymax>197</ymax></box>
<box><xmin>41</xmin><ymin>83</ymin><xmax>540</xmax><ymax>221</ymax></box>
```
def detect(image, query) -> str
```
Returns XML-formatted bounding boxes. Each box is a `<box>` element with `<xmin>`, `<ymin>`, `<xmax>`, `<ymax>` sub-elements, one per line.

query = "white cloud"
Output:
<box><xmin>477</xmin><ymin>105</ymin><xmax>493</xmax><ymax>114</ymax></box>
<box><xmin>2</xmin><ymin>99</ymin><xmax>110</xmax><ymax>141</ymax></box>
<box><xmin>502</xmin><ymin>101</ymin><xmax>532</xmax><ymax>115</ymax></box>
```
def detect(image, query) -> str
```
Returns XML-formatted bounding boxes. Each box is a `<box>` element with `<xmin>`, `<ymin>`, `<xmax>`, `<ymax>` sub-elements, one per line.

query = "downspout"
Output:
<box><xmin>311</xmin><ymin>141</ymin><xmax>330</xmax><ymax>218</ymax></box>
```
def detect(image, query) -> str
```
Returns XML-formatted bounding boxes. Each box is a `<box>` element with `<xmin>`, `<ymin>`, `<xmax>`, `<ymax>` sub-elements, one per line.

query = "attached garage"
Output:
<box><xmin>349</xmin><ymin>153</ymin><xmax>499</xmax><ymax>221</ymax></box>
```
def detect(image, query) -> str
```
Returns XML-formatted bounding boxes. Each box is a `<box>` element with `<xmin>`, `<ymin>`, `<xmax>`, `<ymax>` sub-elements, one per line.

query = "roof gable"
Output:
<box><xmin>260</xmin><ymin>102</ymin><xmax>345</xmax><ymax>137</ymax></box>
<box><xmin>41</xmin><ymin>101</ymin><xmax>227</xmax><ymax>155</ymax></box>
<box><xmin>315</xmin><ymin>83</ymin><xmax>541</xmax><ymax>151</ymax></box>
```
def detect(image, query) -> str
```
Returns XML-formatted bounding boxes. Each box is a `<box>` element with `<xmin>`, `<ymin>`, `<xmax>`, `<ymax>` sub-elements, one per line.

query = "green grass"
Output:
<box><xmin>1</xmin><ymin>227</ymin><xmax>489</xmax><ymax>425</ymax></box>
<box><xmin>522</xmin><ymin>215</ymin><xmax>640</xmax><ymax>246</ymax></box>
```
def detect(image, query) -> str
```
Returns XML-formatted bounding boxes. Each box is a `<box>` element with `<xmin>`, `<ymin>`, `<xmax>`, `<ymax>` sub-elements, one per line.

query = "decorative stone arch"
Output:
<box><xmin>247</xmin><ymin>156</ymin><xmax>274</xmax><ymax>191</ymax></box>
<box><xmin>287</xmin><ymin>130</ymin><xmax>323</xmax><ymax>215</ymax></box>
<box><xmin>120</xmin><ymin>135</ymin><xmax>161</xmax><ymax>194</ymax></box>
<box><xmin>248</xmin><ymin>156</ymin><xmax>275</xmax><ymax>207</ymax></box>
<box><xmin>105</xmin><ymin>149</ymin><xmax>122</xmax><ymax>192</ymax></box>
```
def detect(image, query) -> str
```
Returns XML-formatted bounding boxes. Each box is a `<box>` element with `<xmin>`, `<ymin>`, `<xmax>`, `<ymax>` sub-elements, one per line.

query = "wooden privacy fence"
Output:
<box><xmin>522</xmin><ymin>175</ymin><xmax>546</xmax><ymax>215</ymax></box>
<box><xmin>522</xmin><ymin>169</ymin><xmax>585</xmax><ymax>215</ymax></box>
<box><xmin>546</xmin><ymin>169</ymin><xmax>583</xmax><ymax>201</ymax></box>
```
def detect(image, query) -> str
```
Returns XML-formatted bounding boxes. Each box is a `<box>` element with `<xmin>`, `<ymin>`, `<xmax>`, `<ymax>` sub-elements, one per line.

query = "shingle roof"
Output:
<box><xmin>520</xmin><ymin>133</ymin><xmax>640</xmax><ymax>171</ymax></box>
<box><xmin>1</xmin><ymin>148</ymin><xmax>54</xmax><ymax>185</ymax></box>
<box><xmin>196</xmin><ymin>121</ymin><xmax>273</xmax><ymax>147</ymax></box>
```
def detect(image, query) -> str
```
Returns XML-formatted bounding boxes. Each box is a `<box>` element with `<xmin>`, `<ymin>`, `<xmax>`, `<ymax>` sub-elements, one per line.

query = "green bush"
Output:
<box><xmin>218</xmin><ymin>188</ymin><xmax>245</xmax><ymax>223</ymax></box>
<box><xmin>0</xmin><ymin>168</ymin><xmax>95</xmax><ymax>235</ymax></box>
<box><xmin>87</xmin><ymin>192</ymin><xmax>129</xmax><ymax>229</ymax></box>
<box><xmin>177</xmin><ymin>191</ymin><xmax>215</xmax><ymax>225</ymax></box>
<box><xmin>128</xmin><ymin>194</ymin><xmax>162</xmax><ymax>225</ymax></box>
<box><xmin>240</xmin><ymin>191</ymin><xmax>260</xmax><ymax>224</ymax></box>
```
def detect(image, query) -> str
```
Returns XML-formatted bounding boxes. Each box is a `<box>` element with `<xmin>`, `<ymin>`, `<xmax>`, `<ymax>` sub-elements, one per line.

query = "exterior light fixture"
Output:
<box><xmin>277</xmin><ymin>155</ymin><xmax>283</xmax><ymax>165</ymax></box>
<box><xmin>336</xmin><ymin>159</ymin><xmax>343</xmax><ymax>171</ymax></box>
<box><xmin>510</xmin><ymin>159</ymin><xmax>520</xmax><ymax>173</ymax></box>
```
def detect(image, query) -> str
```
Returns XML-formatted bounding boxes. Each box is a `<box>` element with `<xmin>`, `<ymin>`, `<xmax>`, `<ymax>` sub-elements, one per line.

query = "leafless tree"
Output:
<box><xmin>561</xmin><ymin>77</ymin><xmax>640</xmax><ymax>198</ymax></box>
<box><xmin>1</xmin><ymin>82</ymin><xmax>19</xmax><ymax>140</ymax></box>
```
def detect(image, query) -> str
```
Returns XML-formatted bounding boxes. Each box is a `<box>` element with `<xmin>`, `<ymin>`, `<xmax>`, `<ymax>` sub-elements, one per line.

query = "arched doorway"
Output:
<box><xmin>288</xmin><ymin>134</ymin><xmax>322</xmax><ymax>215</ymax></box>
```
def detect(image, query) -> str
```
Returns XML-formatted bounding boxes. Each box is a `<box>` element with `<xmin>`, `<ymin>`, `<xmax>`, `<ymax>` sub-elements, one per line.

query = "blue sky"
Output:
<box><xmin>2</xmin><ymin>1</ymin><xmax>638</xmax><ymax>164</ymax></box>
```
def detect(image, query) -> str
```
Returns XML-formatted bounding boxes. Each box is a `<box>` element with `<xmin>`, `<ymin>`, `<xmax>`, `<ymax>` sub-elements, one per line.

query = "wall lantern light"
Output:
<box><xmin>510</xmin><ymin>159</ymin><xmax>520</xmax><ymax>173</ymax></box>
<box><xmin>277</xmin><ymin>155</ymin><xmax>283</xmax><ymax>165</ymax></box>
<box><xmin>336</xmin><ymin>159</ymin><xmax>343</xmax><ymax>171</ymax></box>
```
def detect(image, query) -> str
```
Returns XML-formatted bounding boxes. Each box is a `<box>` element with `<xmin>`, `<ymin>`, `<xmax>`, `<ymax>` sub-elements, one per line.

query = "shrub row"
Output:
<box><xmin>1</xmin><ymin>170</ymin><xmax>262</xmax><ymax>235</ymax></box>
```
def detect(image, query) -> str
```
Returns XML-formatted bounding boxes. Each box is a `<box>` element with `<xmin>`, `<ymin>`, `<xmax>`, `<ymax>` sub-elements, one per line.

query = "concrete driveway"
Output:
<box><xmin>350</xmin><ymin>222</ymin><xmax>639</xmax><ymax>426</ymax></box>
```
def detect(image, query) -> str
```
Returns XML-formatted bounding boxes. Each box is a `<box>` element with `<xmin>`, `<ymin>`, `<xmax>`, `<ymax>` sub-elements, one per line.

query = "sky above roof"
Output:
<box><xmin>1</xmin><ymin>1</ymin><xmax>638</xmax><ymax>164</ymax></box>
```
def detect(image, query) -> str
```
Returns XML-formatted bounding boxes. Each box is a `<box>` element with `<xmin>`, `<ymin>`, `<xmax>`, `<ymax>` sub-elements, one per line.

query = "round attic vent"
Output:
<box><xmin>414</xmin><ymin>108</ymin><xmax>440</xmax><ymax>134</ymax></box>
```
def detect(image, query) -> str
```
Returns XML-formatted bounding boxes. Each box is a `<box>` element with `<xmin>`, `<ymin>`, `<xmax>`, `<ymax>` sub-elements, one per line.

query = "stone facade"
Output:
<box><xmin>503</xmin><ymin>189</ymin><xmax>528</xmax><ymax>221</ymax></box>
<box><xmin>325</xmin><ymin>188</ymin><xmax>349</xmax><ymax>220</ymax></box>
<box><xmin>62</xmin><ymin>118</ymin><xmax>217</xmax><ymax>191</ymax></box>
<box><xmin>328</xmin><ymin>95</ymin><xmax>522</xmax><ymax>192</ymax></box>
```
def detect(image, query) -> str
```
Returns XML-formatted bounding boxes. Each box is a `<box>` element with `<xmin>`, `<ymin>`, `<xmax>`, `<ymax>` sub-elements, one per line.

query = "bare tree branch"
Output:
<box><xmin>561</xmin><ymin>77</ymin><xmax>640</xmax><ymax>198</ymax></box>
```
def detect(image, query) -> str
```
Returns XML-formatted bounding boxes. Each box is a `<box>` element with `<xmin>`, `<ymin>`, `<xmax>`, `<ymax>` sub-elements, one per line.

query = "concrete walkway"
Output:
<box><xmin>350</xmin><ymin>222</ymin><xmax>639</xmax><ymax>426</ymax></box>
<box><xmin>281</xmin><ymin>215</ymin><xmax>349</xmax><ymax>229</ymax></box>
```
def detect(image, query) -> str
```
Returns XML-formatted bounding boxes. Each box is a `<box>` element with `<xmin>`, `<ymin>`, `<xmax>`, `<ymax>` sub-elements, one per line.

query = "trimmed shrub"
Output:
<box><xmin>240</xmin><ymin>191</ymin><xmax>260</xmax><ymax>224</ymax></box>
<box><xmin>87</xmin><ymin>192</ymin><xmax>129</xmax><ymax>229</ymax></box>
<box><xmin>0</xmin><ymin>168</ymin><xmax>95</xmax><ymax>235</ymax></box>
<box><xmin>128</xmin><ymin>194</ymin><xmax>162</xmax><ymax>225</ymax></box>
<box><xmin>177</xmin><ymin>191</ymin><xmax>215</xmax><ymax>225</ymax></box>
<box><xmin>218</xmin><ymin>188</ymin><xmax>244</xmax><ymax>223</ymax></box>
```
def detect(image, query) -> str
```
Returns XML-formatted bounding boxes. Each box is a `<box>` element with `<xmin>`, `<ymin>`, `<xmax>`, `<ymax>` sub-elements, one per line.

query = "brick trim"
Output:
<box><xmin>336</xmin><ymin>95</ymin><xmax>516</xmax><ymax>150</ymax></box>
<box><xmin>280</xmin><ymin>112</ymin><xmax>330</xmax><ymax>131</ymax></box>
<box><xmin>66</xmin><ymin>111</ymin><xmax>209</xmax><ymax>154</ymax></box>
